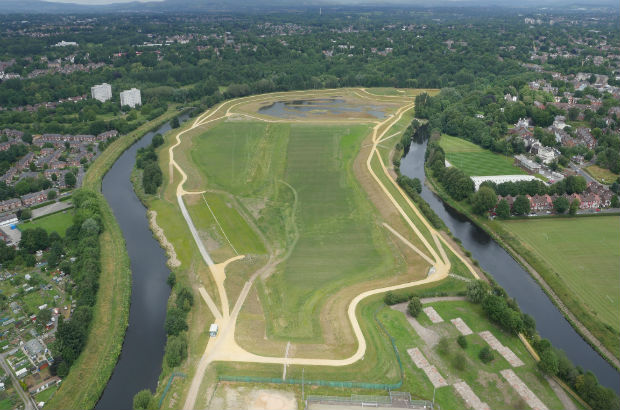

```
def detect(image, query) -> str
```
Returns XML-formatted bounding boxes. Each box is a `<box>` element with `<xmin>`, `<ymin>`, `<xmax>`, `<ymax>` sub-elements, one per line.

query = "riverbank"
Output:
<box><xmin>424</xmin><ymin>167</ymin><xmax>620</xmax><ymax>371</ymax></box>
<box><xmin>46</xmin><ymin>107</ymin><xmax>182</xmax><ymax>410</ymax></box>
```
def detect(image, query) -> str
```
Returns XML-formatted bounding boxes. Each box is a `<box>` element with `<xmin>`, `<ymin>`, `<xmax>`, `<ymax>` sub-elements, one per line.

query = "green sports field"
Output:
<box><xmin>20</xmin><ymin>210</ymin><xmax>73</xmax><ymax>236</ymax></box>
<box><xmin>500</xmin><ymin>216</ymin><xmax>620</xmax><ymax>332</ymax></box>
<box><xmin>439</xmin><ymin>134</ymin><xmax>526</xmax><ymax>176</ymax></box>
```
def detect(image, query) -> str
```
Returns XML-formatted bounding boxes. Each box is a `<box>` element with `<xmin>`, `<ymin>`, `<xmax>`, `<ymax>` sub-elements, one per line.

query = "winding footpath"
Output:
<box><xmin>167</xmin><ymin>90</ymin><xmax>480</xmax><ymax>409</ymax></box>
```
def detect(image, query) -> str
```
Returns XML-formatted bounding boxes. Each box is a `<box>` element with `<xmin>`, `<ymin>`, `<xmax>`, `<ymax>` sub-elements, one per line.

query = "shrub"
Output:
<box><xmin>457</xmin><ymin>335</ymin><xmax>468</xmax><ymax>349</ymax></box>
<box><xmin>407</xmin><ymin>297</ymin><xmax>422</xmax><ymax>317</ymax></box>
<box><xmin>479</xmin><ymin>345</ymin><xmax>494</xmax><ymax>363</ymax></box>
<box><xmin>165</xmin><ymin>334</ymin><xmax>188</xmax><ymax>368</ymax></box>
<box><xmin>133</xmin><ymin>389</ymin><xmax>154</xmax><ymax>410</ymax></box>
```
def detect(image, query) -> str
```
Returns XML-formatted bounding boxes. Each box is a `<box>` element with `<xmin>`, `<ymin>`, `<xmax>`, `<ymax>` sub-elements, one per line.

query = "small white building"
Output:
<box><xmin>120</xmin><ymin>88</ymin><xmax>142</xmax><ymax>108</ymax></box>
<box><xmin>470</xmin><ymin>175</ymin><xmax>542</xmax><ymax>191</ymax></box>
<box><xmin>91</xmin><ymin>83</ymin><xmax>112</xmax><ymax>103</ymax></box>
<box><xmin>15</xmin><ymin>368</ymin><xmax>27</xmax><ymax>378</ymax></box>
<box><xmin>209</xmin><ymin>324</ymin><xmax>218</xmax><ymax>337</ymax></box>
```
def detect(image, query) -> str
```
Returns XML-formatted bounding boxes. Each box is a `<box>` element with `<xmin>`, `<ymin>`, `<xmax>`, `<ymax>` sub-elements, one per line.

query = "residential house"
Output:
<box><xmin>0</xmin><ymin>198</ymin><xmax>20</xmax><ymax>212</ymax></box>
<box><xmin>16</xmin><ymin>152</ymin><xmax>34</xmax><ymax>171</ymax></box>
<box><xmin>528</xmin><ymin>194</ymin><xmax>553</xmax><ymax>211</ymax></box>
<box><xmin>20</xmin><ymin>190</ymin><xmax>48</xmax><ymax>207</ymax></box>
<box><xmin>515</xmin><ymin>154</ymin><xmax>541</xmax><ymax>173</ymax></box>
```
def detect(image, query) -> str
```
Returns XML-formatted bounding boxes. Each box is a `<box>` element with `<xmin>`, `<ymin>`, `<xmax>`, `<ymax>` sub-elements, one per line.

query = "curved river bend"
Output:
<box><xmin>96</xmin><ymin>117</ymin><xmax>186</xmax><ymax>409</ymax></box>
<box><xmin>400</xmin><ymin>137</ymin><xmax>620</xmax><ymax>392</ymax></box>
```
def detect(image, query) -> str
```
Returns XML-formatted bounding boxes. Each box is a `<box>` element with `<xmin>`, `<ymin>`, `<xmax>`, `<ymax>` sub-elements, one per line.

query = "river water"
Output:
<box><xmin>96</xmin><ymin>118</ymin><xmax>185</xmax><ymax>409</ymax></box>
<box><xmin>400</xmin><ymin>137</ymin><xmax>620</xmax><ymax>392</ymax></box>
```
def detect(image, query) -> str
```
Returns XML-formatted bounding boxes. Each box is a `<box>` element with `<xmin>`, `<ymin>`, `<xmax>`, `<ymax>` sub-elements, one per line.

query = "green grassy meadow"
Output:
<box><xmin>500</xmin><ymin>216</ymin><xmax>620</xmax><ymax>333</ymax></box>
<box><xmin>439</xmin><ymin>134</ymin><xmax>526</xmax><ymax>176</ymax></box>
<box><xmin>20</xmin><ymin>211</ymin><xmax>73</xmax><ymax>236</ymax></box>
<box><xmin>190</xmin><ymin>120</ymin><xmax>404</xmax><ymax>341</ymax></box>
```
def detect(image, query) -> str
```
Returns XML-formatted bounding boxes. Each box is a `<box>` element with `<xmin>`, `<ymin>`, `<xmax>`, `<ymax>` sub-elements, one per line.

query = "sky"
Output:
<box><xmin>45</xmin><ymin>0</ymin><xmax>162</xmax><ymax>4</ymax></box>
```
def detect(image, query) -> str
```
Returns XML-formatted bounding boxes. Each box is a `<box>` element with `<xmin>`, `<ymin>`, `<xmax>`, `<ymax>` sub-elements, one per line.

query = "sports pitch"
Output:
<box><xmin>439</xmin><ymin>134</ymin><xmax>526</xmax><ymax>176</ymax></box>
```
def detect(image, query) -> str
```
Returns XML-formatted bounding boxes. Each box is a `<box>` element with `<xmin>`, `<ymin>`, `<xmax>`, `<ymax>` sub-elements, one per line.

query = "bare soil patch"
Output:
<box><xmin>208</xmin><ymin>384</ymin><xmax>297</xmax><ymax>410</ymax></box>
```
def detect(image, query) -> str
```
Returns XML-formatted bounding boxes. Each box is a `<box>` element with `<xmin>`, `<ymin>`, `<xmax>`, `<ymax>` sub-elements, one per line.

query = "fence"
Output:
<box><xmin>218</xmin><ymin>304</ymin><xmax>404</xmax><ymax>391</ymax></box>
<box><xmin>158</xmin><ymin>372</ymin><xmax>186</xmax><ymax>409</ymax></box>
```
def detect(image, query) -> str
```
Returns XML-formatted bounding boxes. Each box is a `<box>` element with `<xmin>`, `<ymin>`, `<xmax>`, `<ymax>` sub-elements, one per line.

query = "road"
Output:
<box><xmin>0</xmin><ymin>353</ymin><xmax>37</xmax><ymax>410</ymax></box>
<box><xmin>169</xmin><ymin>90</ymin><xmax>481</xmax><ymax>409</ymax></box>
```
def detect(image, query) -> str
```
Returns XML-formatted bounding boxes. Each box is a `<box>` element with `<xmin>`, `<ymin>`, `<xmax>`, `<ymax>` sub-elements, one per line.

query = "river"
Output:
<box><xmin>96</xmin><ymin>117</ymin><xmax>186</xmax><ymax>409</ymax></box>
<box><xmin>400</xmin><ymin>137</ymin><xmax>620</xmax><ymax>392</ymax></box>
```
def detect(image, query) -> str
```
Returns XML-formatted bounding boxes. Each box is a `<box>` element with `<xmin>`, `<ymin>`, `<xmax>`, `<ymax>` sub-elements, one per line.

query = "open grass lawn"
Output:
<box><xmin>585</xmin><ymin>164</ymin><xmax>619</xmax><ymax>185</ymax></box>
<box><xmin>500</xmin><ymin>216</ymin><xmax>620</xmax><ymax>333</ymax></box>
<box><xmin>185</xmin><ymin>192</ymin><xmax>266</xmax><ymax>262</ymax></box>
<box><xmin>264</xmin><ymin>124</ymin><xmax>391</xmax><ymax>340</ymax></box>
<box><xmin>190</xmin><ymin>119</ymin><xmax>403</xmax><ymax>341</ymax></box>
<box><xmin>0</xmin><ymin>398</ymin><xmax>14</xmax><ymax>410</ymax></box>
<box><xmin>20</xmin><ymin>211</ymin><xmax>73</xmax><ymax>236</ymax></box>
<box><xmin>35</xmin><ymin>385</ymin><xmax>58</xmax><ymax>404</ymax></box>
<box><xmin>439</xmin><ymin>134</ymin><xmax>526</xmax><ymax>176</ymax></box>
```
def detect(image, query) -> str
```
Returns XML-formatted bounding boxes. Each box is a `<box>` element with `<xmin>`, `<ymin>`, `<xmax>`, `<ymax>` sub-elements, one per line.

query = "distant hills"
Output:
<box><xmin>1</xmin><ymin>0</ymin><xmax>617</xmax><ymax>14</ymax></box>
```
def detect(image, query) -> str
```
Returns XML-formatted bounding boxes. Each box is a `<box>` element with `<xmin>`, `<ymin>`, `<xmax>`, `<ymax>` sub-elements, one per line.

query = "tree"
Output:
<box><xmin>167</xmin><ymin>272</ymin><xmax>176</xmax><ymax>288</ymax></box>
<box><xmin>407</xmin><ymin>296</ymin><xmax>422</xmax><ymax>317</ymax></box>
<box><xmin>165</xmin><ymin>335</ymin><xmax>188</xmax><ymax>368</ymax></box>
<box><xmin>472</xmin><ymin>186</ymin><xmax>497</xmax><ymax>215</ymax></box>
<box><xmin>457</xmin><ymin>335</ymin><xmax>468</xmax><ymax>349</ymax></box>
<box><xmin>612</xmin><ymin>195</ymin><xmax>619</xmax><ymax>208</ymax></box>
<box><xmin>65</xmin><ymin>172</ymin><xmax>76</xmax><ymax>188</ymax></box>
<box><xmin>48</xmin><ymin>190</ymin><xmax>57</xmax><ymax>200</ymax></box>
<box><xmin>538</xmin><ymin>348</ymin><xmax>559</xmax><ymax>375</ymax></box>
<box><xmin>171</xmin><ymin>116</ymin><xmax>180</xmax><ymax>129</ymax></box>
<box><xmin>512</xmin><ymin>195</ymin><xmax>530</xmax><ymax>215</ymax></box>
<box><xmin>467</xmin><ymin>280</ymin><xmax>489</xmax><ymax>303</ymax></box>
<box><xmin>18</xmin><ymin>208</ymin><xmax>32</xmax><ymax>220</ymax></box>
<box><xmin>496</xmin><ymin>199</ymin><xmax>510</xmax><ymax>219</ymax></box>
<box><xmin>37</xmin><ymin>309</ymin><xmax>52</xmax><ymax>324</ymax></box>
<box><xmin>164</xmin><ymin>307</ymin><xmax>187</xmax><ymax>336</ymax></box>
<box><xmin>151</xmin><ymin>134</ymin><xmax>164</xmax><ymax>148</ymax></box>
<box><xmin>553</xmin><ymin>196</ymin><xmax>569</xmax><ymax>214</ymax></box>
<box><xmin>479</xmin><ymin>345</ymin><xmax>494</xmax><ymax>363</ymax></box>
<box><xmin>569</xmin><ymin>199</ymin><xmax>580</xmax><ymax>215</ymax></box>
<box><xmin>176</xmin><ymin>287</ymin><xmax>194</xmax><ymax>312</ymax></box>
<box><xmin>133</xmin><ymin>389</ymin><xmax>154</xmax><ymax>410</ymax></box>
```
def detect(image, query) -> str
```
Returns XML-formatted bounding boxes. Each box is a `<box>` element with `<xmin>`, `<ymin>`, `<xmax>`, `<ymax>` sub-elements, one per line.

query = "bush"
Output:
<box><xmin>133</xmin><ymin>389</ymin><xmax>154</xmax><ymax>410</ymax></box>
<box><xmin>383</xmin><ymin>291</ymin><xmax>410</xmax><ymax>305</ymax></box>
<box><xmin>165</xmin><ymin>334</ymin><xmax>188</xmax><ymax>368</ymax></box>
<box><xmin>164</xmin><ymin>307</ymin><xmax>188</xmax><ymax>336</ymax></box>
<box><xmin>407</xmin><ymin>297</ymin><xmax>422</xmax><ymax>317</ymax></box>
<box><xmin>479</xmin><ymin>345</ymin><xmax>494</xmax><ymax>363</ymax></box>
<box><xmin>466</xmin><ymin>280</ymin><xmax>488</xmax><ymax>303</ymax></box>
<box><xmin>538</xmin><ymin>348</ymin><xmax>559</xmax><ymax>375</ymax></box>
<box><xmin>457</xmin><ymin>335</ymin><xmax>468</xmax><ymax>349</ymax></box>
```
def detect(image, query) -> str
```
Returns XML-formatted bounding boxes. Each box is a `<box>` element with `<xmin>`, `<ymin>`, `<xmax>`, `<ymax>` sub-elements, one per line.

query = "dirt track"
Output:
<box><xmin>167</xmin><ymin>89</ymin><xmax>481</xmax><ymax>409</ymax></box>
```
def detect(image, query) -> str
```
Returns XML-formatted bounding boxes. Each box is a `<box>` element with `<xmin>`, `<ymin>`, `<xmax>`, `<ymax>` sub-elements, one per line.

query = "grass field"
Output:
<box><xmin>191</xmin><ymin>120</ymin><xmax>400</xmax><ymax>341</ymax></box>
<box><xmin>439</xmin><ymin>134</ymin><xmax>526</xmax><ymax>176</ymax></box>
<box><xmin>20</xmin><ymin>210</ymin><xmax>73</xmax><ymax>235</ymax></box>
<box><xmin>585</xmin><ymin>165</ymin><xmax>619</xmax><ymax>185</ymax></box>
<box><xmin>499</xmin><ymin>216</ymin><xmax>620</xmax><ymax>333</ymax></box>
<box><xmin>263</xmin><ymin>123</ymin><xmax>390</xmax><ymax>340</ymax></box>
